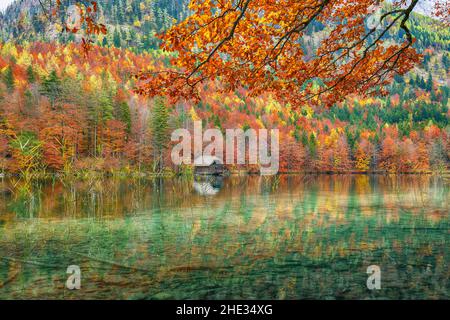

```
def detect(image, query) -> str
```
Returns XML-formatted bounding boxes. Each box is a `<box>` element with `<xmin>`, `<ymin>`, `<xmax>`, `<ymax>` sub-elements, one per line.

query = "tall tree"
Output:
<box><xmin>113</xmin><ymin>27</ymin><xmax>122</xmax><ymax>48</ymax></box>
<box><xmin>117</xmin><ymin>101</ymin><xmax>132</xmax><ymax>134</ymax></box>
<box><xmin>26</xmin><ymin>65</ymin><xmax>35</xmax><ymax>84</ymax></box>
<box><xmin>151</xmin><ymin>97</ymin><xmax>170</xmax><ymax>173</ymax></box>
<box><xmin>3</xmin><ymin>66</ymin><xmax>15</xmax><ymax>92</ymax></box>
<box><xmin>40</xmin><ymin>70</ymin><xmax>62</xmax><ymax>106</ymax></box>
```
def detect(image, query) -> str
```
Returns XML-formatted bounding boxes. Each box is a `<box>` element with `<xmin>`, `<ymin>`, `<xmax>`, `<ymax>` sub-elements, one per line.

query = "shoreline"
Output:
<box><xmin>0</xmin><ymin>170</ymin><xmax>448</xmax><ymax>180</ymax></box>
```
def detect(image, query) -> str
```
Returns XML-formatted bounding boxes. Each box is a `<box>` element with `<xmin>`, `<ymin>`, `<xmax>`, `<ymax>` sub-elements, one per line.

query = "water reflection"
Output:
<box><xmin>193</xmin><ymin>176</ymin><xmax>224</xmax><ymax>196</ymax></box>
<box><xmin>0</xmin><ymin>175</ymin><xmax>448</xmax><ymax>299</ymax></box>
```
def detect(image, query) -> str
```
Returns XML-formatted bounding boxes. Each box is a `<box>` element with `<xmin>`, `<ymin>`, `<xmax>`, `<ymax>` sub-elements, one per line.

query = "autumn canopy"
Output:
<box><xmin>132</xmin><ymin>0</ymin><xmax>443</xmax><ymax>106</ymax></box>
<box><xmin>42</xmin><ymin>0</ymin><xmax>450</xmax><ymax>107</ymax></box>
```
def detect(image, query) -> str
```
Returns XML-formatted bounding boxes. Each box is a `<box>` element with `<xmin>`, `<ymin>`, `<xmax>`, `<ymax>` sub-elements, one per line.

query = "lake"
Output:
<box><xmin>0</xmin><ymin>175</ymin><xmax>448</xmax><ymax>299</ymax></box>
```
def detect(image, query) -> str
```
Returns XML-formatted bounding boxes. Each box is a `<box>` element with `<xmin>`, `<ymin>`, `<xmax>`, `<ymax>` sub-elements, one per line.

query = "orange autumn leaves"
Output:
<box><xmin>135</xmin><ymin>0</ymin><xmax>422</xmax><ymax>106</ymax></box>
<box><xmin>435</xmin><ymin>1</ymin><xmax>450</xmax><ymax>26</ymax></box>
<box><xmin>0</xmin><ymin>42</ymin><xmax>446</xmax><ymax>174</ymax></box>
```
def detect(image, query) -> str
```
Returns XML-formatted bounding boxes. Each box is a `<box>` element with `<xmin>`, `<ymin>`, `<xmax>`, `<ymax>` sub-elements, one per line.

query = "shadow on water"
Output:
<box><xmin>0</xmin><ymin>175</ymin><xmax>448</xmax><ymax>299</ymax></box>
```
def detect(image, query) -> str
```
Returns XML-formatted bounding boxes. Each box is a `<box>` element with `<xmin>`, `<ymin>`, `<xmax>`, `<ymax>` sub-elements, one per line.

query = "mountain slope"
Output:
<box><xmin>0</xmin><ymin>0</ymin><xmax>190</xmax><ymax>51</ymax></box>
<box><xmin>0</xmin><ymin>1</ymin><xmax>449</xmax><ymax>89</ymax></box>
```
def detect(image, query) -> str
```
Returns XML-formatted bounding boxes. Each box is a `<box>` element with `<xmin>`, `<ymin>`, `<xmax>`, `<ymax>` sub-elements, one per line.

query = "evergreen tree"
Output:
<box><xmin>26</xmin><ymin>65</ymin><xmax>35</xmax><ymax>83</ymax></box>
<box><xmin>40</xmin><ymin>70</ymin><xmax>62</xmax><ymax>106</ymax></box>
<box><xmin>426</xmin><ymin>73</ymin><xmax>433</xmax><ymax>92</ymax></box>
<box><xmin>151</xmin><ymin>97</ymin><xmax>170</xmax><ymax>172</ymax></box>
<box><xmin>308</xmin><ymin>133</ymin><xmax>317</xmax><ymax>159</ymax></box>
<box><xmin>113</xmin><ymin>27</ymin><xmax>121</xmax><ymax>48</ymax></box>
<box><xmin>3</xmin><ymin>66</ymin><xmax>15</xmax><ymax>92</ymax></box>
<box><xmin>394</xmin><ymin>73</ymin><xmax>404</xmax><ymax>83</ymax></box>
<box><xmin>99</xmin><ymin>91</ymin><xmax>114</xmax><ymax>122</ymax></box>
<box><xmin>419</xmin><ymin>76</ymin><xmax>426</xmax><ymax>89</ymax></box>
<box><xmin>301</xmin><ymin>131</ymin><xmax>309</xmax><ymax>147</ymax></box>
<box><xmin>118</xmin><ymin>101</ymin><xmax>132</xmax><ymax>134</ymax></box>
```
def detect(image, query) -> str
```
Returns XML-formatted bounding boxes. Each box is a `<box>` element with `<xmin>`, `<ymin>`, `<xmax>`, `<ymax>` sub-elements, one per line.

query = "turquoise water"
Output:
<box><xmin>0</xmin><ymin>175</ymin><xmax>448</xmax><ymax>299</ymax></box>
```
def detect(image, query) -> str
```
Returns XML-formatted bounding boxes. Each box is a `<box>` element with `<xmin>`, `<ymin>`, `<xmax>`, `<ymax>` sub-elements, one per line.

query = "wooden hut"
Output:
<box><xmin>194</xmin><ymin>156</ymin><xmax>225</xmax><ymax>175</ymax></box>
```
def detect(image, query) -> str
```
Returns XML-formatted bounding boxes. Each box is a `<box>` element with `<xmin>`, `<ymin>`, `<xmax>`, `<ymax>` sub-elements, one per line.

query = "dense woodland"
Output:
<box><xmin>0</xmin><ymin>0</ymin><xmax>190</xmax><ymax>51</ymax></box>
<box><xmin>0</xmin><ymin>0</ymin><xmax>448</xmax><ymax>175</ymax></box>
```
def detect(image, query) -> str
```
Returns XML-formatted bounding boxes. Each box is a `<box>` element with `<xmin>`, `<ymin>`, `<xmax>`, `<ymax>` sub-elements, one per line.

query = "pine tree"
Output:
<box><xmin>113</xmin><ymin>27</ymin><xmax>121</xmax><ymax>48</ymax></box>
<box><xmin>151</xmin><ymin>96</ymin><xmax>170</xmax><ymax>172</ymax></box>
<box><xmin>3</xmin><ymin>66</ymin><xmax>15</xmax><ymax>92</ymax></box>
<box><xmin>426</xmin><ymin>73</ymin><xmax>433</xmax><ymax>92</ymax></box>
<box><xmin>40</xmin><ymin>70</ymin><xmax>62</xmax><ymax>106</ymax></box>
<box><xmin>118</xmin><ymin>101</ymin><xmax>132</xmax><ymax>134</ymax></box>
<box><xmin>419</xmin><ymin>76</ymin><xmax>426</xmax><ymax>89</ymax></box>
<box><xmin>301</xmin><ymin>131</ymin><xmax>309</xmax><ymax>147</ymax></box>
<box><xmin>308</xmin><ymin>133</ymin><xmax>317</xmax><ymax>159</ymax></box>
<box><xmin>26</xmin><ymin>65</ymin><xmax>35</xmax><ymax>83</ymax></box>
<box><xmin>394</xmin><ymin>73</ymin><xmax>404</xmax><ymax>83</ymax></box>
<box><xmin>99</xmin><ymin>91</ymin><xmax>114</xmax><ymax>123</ymax></box>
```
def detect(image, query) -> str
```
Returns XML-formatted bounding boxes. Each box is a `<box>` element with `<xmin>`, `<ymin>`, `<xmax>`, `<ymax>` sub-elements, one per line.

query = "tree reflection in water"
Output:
<box><xmin>0</xmin><ymin>175</ymin><xmax>448</xmax><ymax>299</ymax></box>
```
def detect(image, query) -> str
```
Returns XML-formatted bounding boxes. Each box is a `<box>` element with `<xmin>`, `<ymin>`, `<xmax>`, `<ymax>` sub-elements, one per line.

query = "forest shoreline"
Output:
<box><xmin>0</xmin><ymin>169</ymin><xmax>448</xmax><ymax>180</ymax></box>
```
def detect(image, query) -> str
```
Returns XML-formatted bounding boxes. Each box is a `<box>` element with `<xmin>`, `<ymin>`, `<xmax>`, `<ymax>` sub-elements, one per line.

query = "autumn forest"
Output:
<box><xmin>0</xmin><ymin>0</ymin><xmax>449</xmax><ymax>176</ymax></box>
<box><xmin>0</xmin><ymin>0</ymin><xmax>449</xmax><ymax>303</ymax></box>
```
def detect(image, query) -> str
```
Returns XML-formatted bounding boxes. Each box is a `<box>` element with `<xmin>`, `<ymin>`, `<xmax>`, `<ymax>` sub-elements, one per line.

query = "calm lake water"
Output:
<box><xmin>0</xmin><ymin>175</ymin><xmax>448</xmax><ymax>299</ymax></box>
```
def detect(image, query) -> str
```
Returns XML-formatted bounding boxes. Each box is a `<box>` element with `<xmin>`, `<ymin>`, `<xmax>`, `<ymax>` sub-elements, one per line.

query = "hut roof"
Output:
<box><xmin>194</xmin><ymin>155</ymin><xmax>223</xmax><ymax>167</ymax></box>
